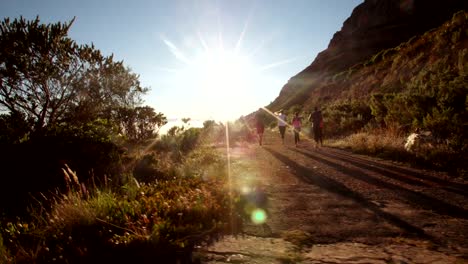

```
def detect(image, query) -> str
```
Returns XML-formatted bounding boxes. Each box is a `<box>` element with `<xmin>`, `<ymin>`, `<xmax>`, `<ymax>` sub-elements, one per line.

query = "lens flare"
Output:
<box><xmin>241</xmin><ymin>185</ymin><xmax>251</xmax><ymax>194</ymax></box>
<box><xmin>251</xmin><ymin>208</ymin><xmax>267</xmax><ymax>225</ymax></box>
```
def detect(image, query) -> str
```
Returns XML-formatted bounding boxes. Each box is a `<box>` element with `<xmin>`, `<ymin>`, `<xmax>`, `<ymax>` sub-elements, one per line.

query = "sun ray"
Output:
<box><xmin>260</xmin><ymin>107</ymin><xmax>314</xmax><ymax>144</ymax></box>
<box><xmin>197</xmin><ymin>30</ymin><xmax>210</xmax><ymax>52</ymax></box>
<box><xmin>215</xmin><ymin>6</ymin><xmax>224</xmax><ymax>51</ymax></box>
<box><xmin>152</xmin><ymin>66</ymin><xmax>181</xmax><ymax>73</ymax></box>
<box><xmin>257</xmin><ymin>57</ymin><xmax>299</xmax><ymax>72</ymax></box>
<box><xmin>159</xmin><ymin>2</ymin><xmax>295</xmax><ymax>121</ymax></box>
<box><xmin>234</xmin><ymin>21</ymin><xmax>247</xmax><ymax>55</ymax></box>
<box><xmin>234</xmin><ymin>4</ymin><xmax>256</xmax><ymax>54</ymax></box>
<box><xmin>161</xmin><ymin>36</ymin><xmax>192</xmax><ymax>65</ymax></box>
<box><xmin>225</xmin><ymin>121</ymin><xmax>234</xmax><ymax>234</ymax></box>
<box><xmin>246</xmin><ymin>38</ymin><xmax>267</xmax><ymax>58</ymax></box>
<box><xmin>240</xmin><ymin>116</ymin><xmax>255</xmax><ymax>134</ymax></box>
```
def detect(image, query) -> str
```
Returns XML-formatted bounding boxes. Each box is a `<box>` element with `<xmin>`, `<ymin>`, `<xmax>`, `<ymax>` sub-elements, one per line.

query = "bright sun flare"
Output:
<box><xmin>161</xmin><ymin>26</ymin><xmax>294</xmax><ymax>121</ymax></box>
<box><xmin>185</xmin><ymin>48</ymin><xmax>256</xmax><ymax>121</ymax></box>
<box><xmin>196</xmin><ymin>50</ymin><xmax>252</xmax><ymax>92</ymax></box>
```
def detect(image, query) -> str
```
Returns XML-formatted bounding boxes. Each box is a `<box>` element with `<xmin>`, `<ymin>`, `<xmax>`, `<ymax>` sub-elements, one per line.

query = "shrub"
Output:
<box><xmin>328</xmin><ymin>128</ymin><xmax>467</xmax><ymax>177</ymax></box>
<box><xmin>323</xmin><ymin>100</ymin><xmax>372</xmax><ymax>137</ymax></box>
<box><xmin>0</xmin><ymin>121</ymin><xmax>124</xmax><ymax>217</ymax></box>
<box><xmin>0</xmin><ymin>232</ymin><xmax>12</xmax><ymax>263</ymax></box>
<box><xmin>2</xmin><ymin>175</ymin><xmax>233</xmax><ymax>263</ymax></box>
<box><xmin>133</xmin><ymin>153</ymin><xmax>174</xmax><ymax>182</ymax></box>
<box><xmin>328</xmin><ymin>129</ymin><xmax>406</xmax><ymax>158</ymax></box>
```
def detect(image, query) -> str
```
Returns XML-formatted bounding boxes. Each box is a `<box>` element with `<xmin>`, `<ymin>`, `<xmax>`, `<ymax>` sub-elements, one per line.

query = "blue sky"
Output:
<box><xmin>1</xmin><ymin>0</ymin><xmax>363</xmax><ymax>122</ymax></box>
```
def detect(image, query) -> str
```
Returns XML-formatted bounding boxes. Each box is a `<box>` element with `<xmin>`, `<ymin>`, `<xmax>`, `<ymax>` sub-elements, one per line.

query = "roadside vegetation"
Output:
<box><xmin>1</xmin><ymin>9</ymin><xmax>467</xmax><ymax>264</ymax></box>
<box><xmin>0</xmin><ymin>16</ymin><xmax>257</xmax><ymax>263</ymax></box>
<box><xmin>0</xmin><ymin>128</ymin><xmax>235</xmax><ymax>263</ymax></box>
<box><xmin>263</xmin><ymin>11</ymin><xmax>468</xmax><ymax>178</ymax></box>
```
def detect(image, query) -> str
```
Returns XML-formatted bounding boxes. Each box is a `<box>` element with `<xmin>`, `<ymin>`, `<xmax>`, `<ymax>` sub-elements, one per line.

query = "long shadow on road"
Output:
<box><xmin>326</xmin><ymin>148</ymin><xmax>468</xmax><ymax>197</ymax></box>
<box><xmin>293</xmin><ymin>148</ymin><xmax>468</xmax><ymax>220</ymax></box>
<box><xmin>263</xmin><ymin>146</ymin><xmax>433</xmax><ymax>242</ymax></box>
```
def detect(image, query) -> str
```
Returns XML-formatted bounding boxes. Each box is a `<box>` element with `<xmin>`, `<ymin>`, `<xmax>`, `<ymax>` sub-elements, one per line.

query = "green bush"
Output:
<box><xmin>369</xmin><ymin>72</ymin><xmax>468</xmax><ymax>153</ymax></box>
<box><xmin>153</xmin><ymin>127</ymin><xmax>201</xmax><ymax>154</ymax></box>
<box><xmin>0</xmin><ymin>232</ymin><xmax>11</xmax><ymax>264</ymax></box>
<box><xmin>1</xmin><ymin>176</ymin><xmax>233</xmax><ymax>263</ymax></box>
<box><xmin>133</xmin><ymin>153</ymin><xmax>173</xmax><ymax>182</ymax></box>
<box><xmin>323</xmin><ymin>100</ymin><xmax>372</xmax><ymax>137</ymax></box>
<box><xmin>0</xmin><ymin>112</ymin><xmax>31</xmax><ymax>144</ymax></box>
<box><xmin>0</xmin><ymin>121</ymin><xmax>124</xmax><ymax>217</ymax></box>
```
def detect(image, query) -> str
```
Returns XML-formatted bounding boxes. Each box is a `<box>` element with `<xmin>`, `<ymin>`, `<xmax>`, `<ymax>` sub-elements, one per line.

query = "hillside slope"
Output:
<box><xmin>269</xmin><ymin>0</ymin><xmax>468</xmax><ymax>110</ymax></box>
<box><xmin>306</xmin><ymin>10</ymin><xmax>468</xmax><ymax>105</ymax></box>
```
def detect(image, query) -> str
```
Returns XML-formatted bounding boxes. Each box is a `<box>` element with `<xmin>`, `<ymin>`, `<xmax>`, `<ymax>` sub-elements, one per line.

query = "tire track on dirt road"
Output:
<box><xmin>323</xmin><ymin>148</ymin><xmax>468</xmax><ymax>197</ymax></box>
<box><xmin>291</xmin><ymin>147</ymin><xmax>468</xmax><ymax>219</ymax></box>
<box><xmin>263</xmin><ymin>146</ymin><xmax>432</xmax><ymax>241</ymax></box>
<box><xmin>199</xmin><ymin>131</ymin><xmax>468</xmax><ymax>263</ymax></box>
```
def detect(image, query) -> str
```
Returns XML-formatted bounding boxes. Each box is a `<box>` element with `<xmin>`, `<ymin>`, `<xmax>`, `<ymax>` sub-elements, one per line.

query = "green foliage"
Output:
<box><xmin>1</xmin><ymin>177</ymin><xmax>232</xmax><ymax>263</ymax></box>
<box><xmin>0</xmin><ymin>16</ymin><xmax>90</xmax><ymax>130</ymax></box>
<box><xmin>180</xmin><ymin>127</ymin><xmax>201</xmax><ymax>153</ymax></box>
<box><xmin>0</xmin><ymin>15</ymin><xmax>238</xmax><ymax>263</ymax></box>
<box><xmin>369</xmin><ymin>72</ymin><xmax>468</xmax><ymax>152</ymax></box>
<box><xmin>226</xmin><ymin>120</ymin><xmax>256</xmax><ymax>144</ymax></box>
<box><xmin>0</xmin><ymin>16</ymin><xmax>147</xmax><ymax>133</ymax></box>
<box><xmin>288</xmin><ymin>104</ymin><xmax>303</xmax><ymax>115</ymax></box>
<box><xmin>203</xmin><ymin>120</ymin><xmax>216</xmax><ymax>129</ymax></box>
<box><xmin>0</xmin><ymin>120</ymin><xmax>124</xmax><ymax>217</ymax></box>
<box><xmin>154</xmin><ymin>127</ymin><xmax>202</xmax><ymax>156</ymax></box>
<box><xmin>457</xmin><ymin>49</ymin><xmax>468</xmax><ymax>75</ymax></box>
<box><xmin>383</xmin><ymin>94</ymin><xmax>418</xmax><ymax>128</ymax></box>
<box><xmin>68</xmin><ymin>55</ymin><xmax>149</xmax><ymax>128</ymax></box>
<box><xmin>181</xmin><ymin>117</ymin><xmax>191</xmax><ymax>124</ymax></box>
<box><xmin>322</xmin><ymin>100</ymin><xmax>372</xmax><ymax>137</ymax></box>
<box><xmin>115</xmin><ymin>106</ymin><xmax>167</xmax><ymax>142</ymax></box>
<box><xmin>0</xmin><ymin>232</ymin><xmax>11</xmax><ymax>263</ymax></box>
<box><xmin>133</xmin><ymin>152</ymin><xmax>174</xmax><ymax>183</ymax></box>
<box><xmin>183</xmin><ymin>147</ymin><xmax>227</xmax><ymax>179</ymax></box>
<box><xmin>0</xmin><ymin>16</ymin><xmax>168</xmax><ymax>217</ymax></box>
<box><xmin>134</xmin><ymin>130</ymin><xmax>227</xmax><ymax>183</ymax></box>
<box><xmin>369</xmin><ymin>93</ymin><xmax>387</xmax><ymax>124</ymax></box>
<box><xmin>0</xmin><ymin>111</ymin><xmax>31</xmax><ymax>144</ymax></box>
<box><xmin>0</xmin><ymin>127</ymin><xmax>233</xmax><ymax>262</ymax></box>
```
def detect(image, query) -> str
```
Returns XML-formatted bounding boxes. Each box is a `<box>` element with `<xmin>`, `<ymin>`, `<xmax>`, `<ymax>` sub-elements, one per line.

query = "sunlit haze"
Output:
<box><xmin>1</xmin><ymin>0</ymin><xmax>363</xmax><ymax>122</ymax></box>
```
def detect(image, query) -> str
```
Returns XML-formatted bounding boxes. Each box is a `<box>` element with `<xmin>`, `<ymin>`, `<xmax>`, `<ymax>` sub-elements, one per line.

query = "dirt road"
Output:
<box><xmin>198</xmin><ymin>130</ymin><xmax>468</xmax><ymax>263</ymax></box>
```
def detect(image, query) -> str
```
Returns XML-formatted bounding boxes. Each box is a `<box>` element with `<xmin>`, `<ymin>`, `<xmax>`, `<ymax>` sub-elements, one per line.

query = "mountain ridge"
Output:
<box><xmin>268</xmin><ymin>0</ymin><xmax>468</xmax><ymax>111</ymax></box>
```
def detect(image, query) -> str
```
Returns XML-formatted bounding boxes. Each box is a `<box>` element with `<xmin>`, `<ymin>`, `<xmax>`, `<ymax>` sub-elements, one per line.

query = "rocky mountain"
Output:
<box><xmin>269</xmin><ymin>0</ymin><xmax>468</xmax><ymax>111</ymax></box>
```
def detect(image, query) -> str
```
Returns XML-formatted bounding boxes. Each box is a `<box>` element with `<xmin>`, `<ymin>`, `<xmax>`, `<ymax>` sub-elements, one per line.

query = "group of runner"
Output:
<box><xmin>255</xmin><ymin>108</ymin><xmax>323</xmax><ymax>147</ymax></box>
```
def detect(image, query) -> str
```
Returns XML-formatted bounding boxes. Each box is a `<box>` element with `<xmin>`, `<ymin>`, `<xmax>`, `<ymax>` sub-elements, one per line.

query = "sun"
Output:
<box><xmin>195</xmin><ymin>49</ymin><xmax>252</xmax><ymax>93</ymax></box>
<box><xmin>160</xmin><ymin>26</ymin><xmax>295</xmax><ymax>121</ymax></box>
<box><xmin>192</xmin><ymin>49</ymin><xmax>255</xmax><ymax>120</ymax></box>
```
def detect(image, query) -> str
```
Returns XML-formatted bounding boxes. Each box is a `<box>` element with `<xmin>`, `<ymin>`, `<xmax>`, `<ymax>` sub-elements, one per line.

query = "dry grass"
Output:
<box><xmin>327</xmin><ymin>129</ymin><xmax>466</xmax><ymax>177</ymax></box>
<box><xmin>327</xmin><ymin>129</ymin><xmax>406</xmax><ymax>156</ymax></box>
<box><xmin>1</xmin><ymin>141</ymin><xmax>235</xmax><ymax>262</ymax></box>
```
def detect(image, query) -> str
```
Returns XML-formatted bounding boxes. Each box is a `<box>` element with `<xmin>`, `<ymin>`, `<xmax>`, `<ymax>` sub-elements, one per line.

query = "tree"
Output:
<box><xmin>134</xmin><ymin>106</ymin><xmax>166</xmax><ymax>140</ymax></box>
<box><xmin>181</xmin><ymin>118</ymin><xmax>191</xmax><ymax>124</ymax></box>
<box><xmin>1</xmin><ymin>16</ymin><xmax>90</xmax><ymax>130</ymax></box>
<box><xmin>116</xmin><ymin>106</ymin><xmax>167</xmax><ymax>142</ymax></box>
<box><xmin>203</xmin><ymin>120</ymin><xmax>216</xmax><ymax>129</ymax></box>
<box><xmin>67</xmin><ymin>55</ymin><xmax>148</xmax><ymax>126</ymax></box>
<box><xmin>0</xmin><ymin>111</ymin><xmax>30</xmax><ymax>143</ymax></box>
<box><xmin>0</xmin><ymin>16</ymin><xmax>147</xmax><ymax>133</ymax></box>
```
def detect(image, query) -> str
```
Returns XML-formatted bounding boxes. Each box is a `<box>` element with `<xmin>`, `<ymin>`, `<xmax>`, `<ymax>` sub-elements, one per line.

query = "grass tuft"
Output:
<box><xmin>328</xmin><ymin>129</ymin><xmax>466</xmax><ymax>177</ymax></box>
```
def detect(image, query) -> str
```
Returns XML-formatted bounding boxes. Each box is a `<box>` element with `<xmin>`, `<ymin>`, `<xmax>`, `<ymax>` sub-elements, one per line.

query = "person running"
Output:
<box><xmin>277</xmin><ymin>110</ymin><xmax>287</xmax><ymax>144</ymax></box>
<box><xmin>309</xmin><ymin>107</ymin><xmax>323</xmax><ymax>147</ymax></box>
<box><xmin>292</xmin><ymin>112</ymin><xmax>302</xmax><ymax>147</ymax></box>
<box><xmin>255</xmin><ymin>112</ymin><xmax>265</xmax><ymax>146</ymax></box>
